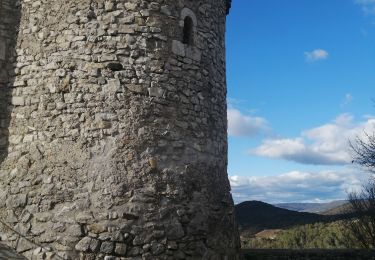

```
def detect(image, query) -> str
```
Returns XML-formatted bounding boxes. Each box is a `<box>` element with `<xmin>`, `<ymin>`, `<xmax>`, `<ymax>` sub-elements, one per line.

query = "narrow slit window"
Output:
<box><xmin>183</xmin><ymin>16</ymin><xmax>194</xmax><ymax>45</ymax></box>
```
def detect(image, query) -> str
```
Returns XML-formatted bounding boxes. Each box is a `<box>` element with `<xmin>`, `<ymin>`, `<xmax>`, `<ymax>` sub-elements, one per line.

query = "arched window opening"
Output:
<box><xmin>183</xmin><ymin>16</ymin><xmax>194</xmax><ymax>45</ymax></box>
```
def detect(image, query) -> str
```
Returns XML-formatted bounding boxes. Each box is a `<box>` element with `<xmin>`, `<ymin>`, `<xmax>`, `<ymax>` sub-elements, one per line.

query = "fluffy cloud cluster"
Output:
<box><xmin>355</xmin><ymin>0</ymin><xmax>375</xmax><ymax>15</ymax></box>
<box><xmin>230</xmin><ymin>169</ymin><xmax>367</xmax><ymax>204</ymax></box>
<box><xmin>252</xmin><ymin>114</ymin><xmax>375</xmax><ymax>165</ymax></box>
<box><xmin>228</xmin><ymin>108</ymin><xmax>269</xmax><ymax>137</ymax></box>
<box><xmin>304</xmin><ymin>49</ymin><xmax>329</xmax><ymax>62</ymax></box>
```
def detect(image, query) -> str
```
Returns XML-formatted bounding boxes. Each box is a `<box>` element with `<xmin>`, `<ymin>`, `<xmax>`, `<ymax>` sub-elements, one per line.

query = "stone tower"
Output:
<box><xmin>0</xmin><ymin>0</ymin><xmax>239</xmax><ymax>259</ymax></box>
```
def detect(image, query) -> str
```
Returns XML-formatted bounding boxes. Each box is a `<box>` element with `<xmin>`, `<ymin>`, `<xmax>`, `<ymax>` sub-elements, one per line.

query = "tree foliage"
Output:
<box><xmin>242</xmin><ymin>221</ymin><xmax>359</xmax><ymax>249</ymax></box>
<box><xmin>345</xmin><ymin>130</ymin><xmax>375</xmax><ymax>248</ymax></box>
<box><xmin>345</xmin><ymin>182</ymin><xmax>375</xmax><ymax>248</ymax></box>
<box><xmin>351</xmin><ymin>133</ymin><xmax>375</xmax><ymax>172</ymax></box>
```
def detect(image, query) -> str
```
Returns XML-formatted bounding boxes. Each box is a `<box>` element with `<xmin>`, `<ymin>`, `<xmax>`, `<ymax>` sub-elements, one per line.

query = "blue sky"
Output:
<box><xmin>226</xmin><ymin>0</ymin><xmax>375</xmax><ymax>204</ymax></box>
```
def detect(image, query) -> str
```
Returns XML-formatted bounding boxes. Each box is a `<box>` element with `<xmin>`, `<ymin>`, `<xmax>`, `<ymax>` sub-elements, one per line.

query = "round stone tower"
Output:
<box><xmin>0</xmin><ymin>0</ymin><xmax>240</xmax><ymax>259</ymax></box>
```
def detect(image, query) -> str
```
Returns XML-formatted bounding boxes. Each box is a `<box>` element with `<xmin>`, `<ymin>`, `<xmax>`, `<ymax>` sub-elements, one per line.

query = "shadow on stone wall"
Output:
<box><xmin>0</xmin><ymin>1</ymin><xmax>21</xmax><ymax>165</ymax></box>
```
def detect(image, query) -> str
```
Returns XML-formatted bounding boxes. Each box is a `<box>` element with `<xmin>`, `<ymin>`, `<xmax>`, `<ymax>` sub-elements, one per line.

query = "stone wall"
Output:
<box><xmin>0</xmin><ymin>0</ymin><xmax>20</xmax><ymax>164</ymax></box>
<box><xmin>0</xmin><ymin>0</ymin><xmax>240</xmax><ymax>259</ymax></box>
<box><xmin>0</xmin><ymin>243</ymin><xmax>27</xmax><ymax>260</ymax></box>
<box><xmin>243</xmin><ymin>249</ymin><xmax>375</xmax><ymax>260</ymax></box>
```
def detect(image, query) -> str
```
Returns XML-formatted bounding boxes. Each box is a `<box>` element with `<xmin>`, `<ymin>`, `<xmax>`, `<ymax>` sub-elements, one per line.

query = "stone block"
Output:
<box><xmin>148</xmin><ymin>87</ymin><xmax>164</xmax><ymax>98</ymax></box>
<box><xmin>127</xmin><ymin>84</ymin><xmax>147</xmax><ymax>94</ymax></box>
<box><xmin>186</xmin><ymin>46</ymin><xmax>202</xmax><ymax>62</ymax></box>
<box><xmin>89</xmin><ymin>239</ymin><xmax>100</xmax><ymax>252</ymax></box>
<box><xmin>105</xmin><ymin>79</ymin><xmax>122</xmax><ymax>93</ymax></box>
<box><xmin>165</xmin><ymin>220</ymin><xmax>185</xmax><ymax>240</ymax></box>
<box><xmin>100</xmin><ymin>241</ymin><xmax>114</xmax><ymax>254</ymax></box>
<box><xmin>172</xmin><ymin>40</ymin><xmax>185</xmax><ymax>57</ymax></box>
<box><xmin>16</xmin><ymin>238</ymin><xmax>33</xmax><ymax>253</ymax></box>
<box><xmin>75</xmin><ymin>237</ymin><xmax>92</xmax><ymax>252</ymax></box>
<box><xmin>88</xmin><ymin>223</ymin><xmax>108</xmax><ymax>234</ymax></box>
<box><xmin>115</xmin><ymin>243</ymin><xmax>127</xmax><ymax>255</ymax></box>
<box><xmin>6</xmin><ymin>194</ymin><xmax>27</xmax><ymax>208</ymax></box>
<box><xmin>11</xmin><ymin>97</ymin><xmax>25</xmax><ymax>106</ymax></box>
<box><xmin>0</xmin><ymin>41</ymin><xmax>6</xmax><ymax>60</ymax></box>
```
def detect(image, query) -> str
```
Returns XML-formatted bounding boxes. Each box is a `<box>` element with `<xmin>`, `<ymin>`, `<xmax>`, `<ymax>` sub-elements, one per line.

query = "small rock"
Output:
<box><xmin>100</xmin><ymin>241</ymin><xmax>114</xmax><ymax>254</ymax></box>
<box><xmin>149</xmin><ymin>158</ymin><xmax>157</xmax><ymax>169</ymax></box>
<box><xmin>89</xmin><ymin>238</ymin><xmax>100</xmax><ymax>252</ymax></box>
<box><xmin>104</xmin><ymin>1</ymin><xmax>114</xmax><ymax>11</ymax></box>
<box><xmin>115</xmin><ymin>243</ymin><xmax>127</xmax><ymax>255</ymax></box>
<box><xmin>172</xmin><ymin>40</ymin><xmax>185</xmax><ymax>57</ymax></box>
<box><xmin>75</xmin><ymin>237</ymin><xmax>92</xmax><ymax>252</ymax></box>
<box><xmin>88</xmin><ymin>223</ymin><xmax>108</xmax><ymax>234</ymax></box>
<box><xmin>11</xmin><ymin>97</ymin><xmax>25</xmax><ymax>106</ymax></box>
<box><xmin>151</xmin><ymin>242</ymin><xmax>165</xmax><ymax>256</ymax></box>
<box><xmin>148</xmin><ymin>87</ymin><xmax>164</xmax><ymax>98</ymax></box>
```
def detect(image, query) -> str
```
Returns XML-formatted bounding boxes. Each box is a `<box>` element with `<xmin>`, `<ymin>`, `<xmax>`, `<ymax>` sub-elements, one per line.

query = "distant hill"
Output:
<box><xmin>275</xmin><ymin>200</ymin><xmax>347</xmax><ymax>213</ymax></box>
<box><xmin>321</xmin><ymin>202</ymin><xmax>353</xmax><ymax>215</ymax></box>
<box><xmin>235</xmin><ymin>201</ymin><xmax>350</xmax><ymax>236</ymax></box>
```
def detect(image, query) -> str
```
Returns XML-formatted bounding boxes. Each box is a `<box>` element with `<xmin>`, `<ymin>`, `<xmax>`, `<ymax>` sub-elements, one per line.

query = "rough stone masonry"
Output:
<box><xmin>0</xmin><ymin>0</ymin><xmax>240</xmax><ymax>259</ymax></box>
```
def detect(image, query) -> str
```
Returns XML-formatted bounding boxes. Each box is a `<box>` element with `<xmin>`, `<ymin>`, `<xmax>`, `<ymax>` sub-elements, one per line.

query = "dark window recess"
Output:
<box><xmin>183</xmin><ymin>16</ymin><xmax>194</xmax><ymax>45</ymax></box>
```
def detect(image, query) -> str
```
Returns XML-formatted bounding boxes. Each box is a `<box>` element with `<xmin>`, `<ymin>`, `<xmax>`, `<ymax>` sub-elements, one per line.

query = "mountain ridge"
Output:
<box><xmin>275</xmin><ymin>200</ymin><xmax>347</xmax><ymax>213</ymax></box>
<box><xmin>235</xmin><ymin>200</ymin><xmax>350</xmax><ymax>236</ymax></box>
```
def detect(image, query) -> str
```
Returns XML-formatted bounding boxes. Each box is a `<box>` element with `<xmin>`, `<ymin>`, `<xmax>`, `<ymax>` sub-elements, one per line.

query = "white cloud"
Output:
<box><xmin>228</xmin><ymin>108</ymin><xmax>269</xmax><ymax>137</ymax></box>
<box><xmin>230</xmin><ymin>169</ymin><xmax>367</xmax><ymax>204</ymax></box>
<box><xmin>341</xmin><ymin>93</ymin><xmax>353</xmax><ymax>107</ymax></box>
<box><xmin>304</xmin><ymin>49</ymin><xmax>329</xmax><ymax>62</ymax></box>
<box><xmin>355</xmin><ymin>0</ymin><xmax>375</xmax><ymax>15</ymax></box>
<box><xmin>252</xmin><ymin>114</ymin><xmax>375</xmax><ymax>165</ymax></box>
